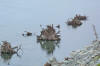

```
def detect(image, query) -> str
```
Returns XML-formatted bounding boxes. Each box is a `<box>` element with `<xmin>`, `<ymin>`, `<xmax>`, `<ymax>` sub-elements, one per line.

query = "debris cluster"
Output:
<box><xmin>67</xmin><ymin>14</ymin><xmax>87</xmax><ymax>28</ymax></box>
<box><xmin>0</xmin><ymin>41</ymin><xmax>20</xmax><ymax>54</ymax></box>
<box><xmin>37</xmin><ymin>24</ymin><xmax>60</xmax><ymax>41</ymax></box>
<box><xmin>74</xmin><ymin>14</ymin><xmax>87</xmax><ymax>21</ymax></box>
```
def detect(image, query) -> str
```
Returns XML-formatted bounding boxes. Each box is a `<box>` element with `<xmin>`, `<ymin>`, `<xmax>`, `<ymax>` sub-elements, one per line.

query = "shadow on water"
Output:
<box><xmin>0</xmin><ymin>52</ymin><xmax>22</xmax><ymax>65</ymax></box>
<box><xmin>37</xmin><ymin>40</ymin><xmax>60</xmax><ymax>55</ymax></box>
<box><xmin>0</xmin><ymin>53</ymin><xmax>13</xmax><ymax>65</ymax></box>
<box><xmin>70</xmin><ymin>24</ymin><xmax>82</xmax><ymax>28</ymax></box>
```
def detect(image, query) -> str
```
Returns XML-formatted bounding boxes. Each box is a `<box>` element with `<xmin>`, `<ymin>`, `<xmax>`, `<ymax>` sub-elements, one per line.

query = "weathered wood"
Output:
<box><xmin>37</xmin><ymin>25</ymin><xmax>60</xmax><ymax>41</ymax></box>
<box><xmin>67</xmin><ymin>14</ymin><xmax>87</xmax><ymax>28</ymax></box>
<box><xmin>0</xmin><ymin>41</ymin><xmax>20</xmax><ymax>54</ymax></box>
<box><xmin>74</xmin><ymin>14</ymin><xmax>87</xmax><ymax>20</ymax></box>
<box><xmin>93</xmin><ymin>25</ymin><xmax>99</xmax><ymax>40</ymax></box>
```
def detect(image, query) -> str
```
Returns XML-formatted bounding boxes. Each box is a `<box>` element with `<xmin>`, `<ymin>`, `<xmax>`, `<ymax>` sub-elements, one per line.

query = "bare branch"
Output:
<box><xmin>92</xmin><ymin>24</ymin><xmax>98</xmax><ymax>40</ymax></box>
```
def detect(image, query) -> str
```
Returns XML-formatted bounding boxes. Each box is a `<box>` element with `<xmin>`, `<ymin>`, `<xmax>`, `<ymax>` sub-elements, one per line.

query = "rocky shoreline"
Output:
<box><xmin>45</xmin><ymin>40</ymin><xmax>100</xmax><ymax>66</ymax></box>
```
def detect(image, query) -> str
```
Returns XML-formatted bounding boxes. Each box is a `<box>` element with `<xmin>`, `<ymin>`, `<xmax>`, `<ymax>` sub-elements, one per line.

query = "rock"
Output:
<box><xmin>47</xmin><ymin>40</ymin><xmax>100</xmax><ymax>66</ymax></box>
<box><xmin>26</xmin><ymin>32</ymin><xmax>32</xmax><ymax>36</ymax></box>
<box><xmin>56</xmin><ymin>25</ymin><xmax>60</xmax><ymax>29</ymax></box>
<box><xmin>44</xmin><ymin>62</ymin><xmax>51</xmax><ymax>66</ymax></box>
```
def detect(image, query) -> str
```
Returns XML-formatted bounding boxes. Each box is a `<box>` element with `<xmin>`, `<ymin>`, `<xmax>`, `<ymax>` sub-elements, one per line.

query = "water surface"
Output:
<box><xmin>0</xmin><ymin>0</ymin><xmax>100</xmax><ymax>66</ymax></box>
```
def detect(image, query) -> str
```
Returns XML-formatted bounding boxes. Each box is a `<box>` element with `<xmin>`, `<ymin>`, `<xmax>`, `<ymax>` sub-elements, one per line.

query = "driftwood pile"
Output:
<box><xmin>74</xmin><ymin>14</ymin><xmax>87</xmax><ymax>20</ymax></box>
<box><xmin>0</xmin><ymin>41</ymin><xmax>20</xmax><ymax>54</ymax></box>
<box><xmin>67</xmin><ymin>14</ymin><xmax>87</xmax><ymax>28</ymax></box>
<box><xmin>37</xmin><ymin>24</ymin><xmax>60</xmax><ymax>41</ymax></box>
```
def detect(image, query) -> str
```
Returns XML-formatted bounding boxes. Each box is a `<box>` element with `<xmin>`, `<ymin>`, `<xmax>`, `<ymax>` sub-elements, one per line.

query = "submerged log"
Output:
<box><xmin>37</xmin><ymin>24</ymin><xmax>60</xmax><ymax>41</ymax></box>
<box><xmin>0</xmin><ymin>41</ymin><xmax>19</xmax><ymax>54</ymax></box>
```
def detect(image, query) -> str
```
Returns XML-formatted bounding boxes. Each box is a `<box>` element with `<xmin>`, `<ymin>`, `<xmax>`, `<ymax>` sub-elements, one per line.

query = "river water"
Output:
<box><xmin>0</xmin><ymin>0</ymin><xmax>100</xmax><ymax>66</ymax></box>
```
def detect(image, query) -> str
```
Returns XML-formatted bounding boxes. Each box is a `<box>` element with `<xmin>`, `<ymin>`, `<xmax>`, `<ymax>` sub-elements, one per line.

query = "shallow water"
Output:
<box><xmin>0</xmin><ymin>0</ymin><xmax>100</xmax><ymax>66</ymax></box>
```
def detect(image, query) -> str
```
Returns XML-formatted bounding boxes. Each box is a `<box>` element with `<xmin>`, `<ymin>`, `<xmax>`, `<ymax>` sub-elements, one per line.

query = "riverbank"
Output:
<box><xmin>46</xmin><ymin>40</ymin><xmax>100</xmax><ymax>66</ymax></box>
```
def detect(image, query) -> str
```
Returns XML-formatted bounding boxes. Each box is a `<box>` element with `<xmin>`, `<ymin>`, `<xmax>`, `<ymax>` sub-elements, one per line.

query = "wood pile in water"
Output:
<box><xmin>74</xmin><ymin>14</ymin><xmax>87</xmax><ymax>20</ymax></box>
<box><xmin>0</xmin><ymin>41</ymin><xmax>20</xmax><ymax>54</ymax></box>
<box><xmin>67</xmin><ymin>14</ymin><xmax>87</xmax><ymax>28</ymax></box>
<box><xmin>37</xmin><ymin>24</ymin><xmax>60</xmax><ymax>41</ymax></box>
<box><xmin>67</xmin><ymin>18</ymin><xmax>82</xmax><ymax>27</ymax></box>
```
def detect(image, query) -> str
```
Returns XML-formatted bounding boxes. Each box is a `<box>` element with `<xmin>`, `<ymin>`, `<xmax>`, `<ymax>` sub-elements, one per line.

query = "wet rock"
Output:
<box><xmin>48</xmin><ymin>57</ymin><xmax>64</xmax><ymax>66</ymax></box>
<box><xmin>44</xmin><ymin>62</ymin><xmax>51</xmax><ymax>66</ymax></box>
<box><xmin>47</xmin><ymin>40</ymin><xmax>100</xmax><ymax>66</ymax></box>
<box><xmin>56</xmin><ymin>24</ymin><xmax>60</xmax><ymax>29</ymax></box>
<box><xmin>37</xmin><ymin>24</ymin><xmax>60</xmax><ymax>41</ymax></box>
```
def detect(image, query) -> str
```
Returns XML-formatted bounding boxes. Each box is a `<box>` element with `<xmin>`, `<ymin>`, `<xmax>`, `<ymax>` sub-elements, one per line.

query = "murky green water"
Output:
<box><xmin>0</xmin><ymin>0</ymin><xmax>100</xmax><ymax>66</ymax></box>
